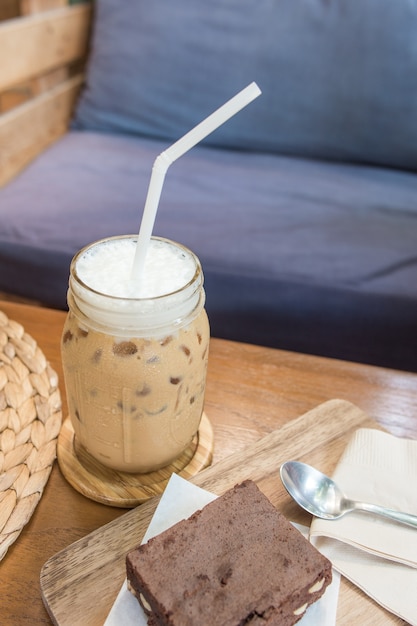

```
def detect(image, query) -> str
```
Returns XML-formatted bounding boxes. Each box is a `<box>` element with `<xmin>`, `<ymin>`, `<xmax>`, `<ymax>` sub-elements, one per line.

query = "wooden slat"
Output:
<box><xmin>20</xmin><ymin>0</ymin><xmax>74</xmax><ymax>98</ymax></box>
<box><xmin>20</xmin><ymin>0</ymin><xmax>67</xmax><ymax>14</ymax></box>
<box><xmin>0</xmin><ymin>4</ymin><xmax>91</xmax><ymax>91</ymax></box>
<box><xmin>0</xmin><ymin>74</ymin><xmax>83</xmax><ymax>186</ymax></box>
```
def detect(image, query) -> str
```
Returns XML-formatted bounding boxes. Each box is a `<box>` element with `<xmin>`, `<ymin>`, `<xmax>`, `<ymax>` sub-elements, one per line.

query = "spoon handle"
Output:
<box><xmin>354</xmin><ymin>501</ymin><xmax>417</xmax><ymax>529</ymax></box>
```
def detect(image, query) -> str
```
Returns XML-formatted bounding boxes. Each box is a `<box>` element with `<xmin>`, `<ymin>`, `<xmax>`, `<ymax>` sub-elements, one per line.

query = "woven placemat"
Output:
<box><xmin>0</xmin><ymin>310</ymin><xmax>62</xmax><ymax>561</ymax></box>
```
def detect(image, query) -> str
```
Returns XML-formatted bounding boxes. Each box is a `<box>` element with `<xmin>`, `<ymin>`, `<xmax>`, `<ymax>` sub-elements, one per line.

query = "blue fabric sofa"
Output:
<box><xmin>1</xmin><ymin>0</ymin><xmax>417</xmax><ymax>372</ymax></box>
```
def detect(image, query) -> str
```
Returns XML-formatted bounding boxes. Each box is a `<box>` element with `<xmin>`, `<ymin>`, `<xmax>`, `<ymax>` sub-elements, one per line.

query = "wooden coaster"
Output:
<box><xmin>0</xmin><ymin>310</ymin><xmax>62</xmax><ymax>561</ymax></box>
<box><xmin>57</xmin><ymin>413</ymin><xmax>214</xmax><ymax>507</ymax></box>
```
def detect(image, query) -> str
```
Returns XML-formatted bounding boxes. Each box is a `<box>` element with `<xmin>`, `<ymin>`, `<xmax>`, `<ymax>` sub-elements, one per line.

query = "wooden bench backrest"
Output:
<box><xmin>0</xmin><ymin>2</ymin><xmax>92</xmax><ymax>186</ymax></box>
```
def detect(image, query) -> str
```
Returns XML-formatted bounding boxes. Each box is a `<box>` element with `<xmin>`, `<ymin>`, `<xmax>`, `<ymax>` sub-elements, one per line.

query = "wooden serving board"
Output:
<box><xmin>40</xmin><ymin>399</ymin><xmax>407</xmax><ymax>626</ymax></box>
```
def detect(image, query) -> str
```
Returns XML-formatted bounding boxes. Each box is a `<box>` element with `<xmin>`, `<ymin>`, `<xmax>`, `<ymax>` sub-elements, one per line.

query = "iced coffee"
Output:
<box><xmin>61</xmin><ymin>236</ymin><xmax>209</xmax><ymax>473</ymax></box>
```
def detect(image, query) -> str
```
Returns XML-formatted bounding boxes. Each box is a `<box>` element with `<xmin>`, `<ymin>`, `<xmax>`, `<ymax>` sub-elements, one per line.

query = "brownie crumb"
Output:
<box><xmin>113</xmin><ymin>341</ymin><xmax>138</xmax><ymax>356</ymax></box>
<box><xmin>63</xmin><ymin>330</ymin><xmax>73</xmax><ymax>343</ymax></box>
<box><xmin>180</xmin><ymin>345</ymin><xmax>191</xmax><ymax>357</ymax></box>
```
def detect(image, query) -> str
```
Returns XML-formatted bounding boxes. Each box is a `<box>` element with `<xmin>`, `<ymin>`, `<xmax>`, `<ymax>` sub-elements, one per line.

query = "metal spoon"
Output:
<box><xmin>280</xmin><ymin>460</ymin><xmax>417</xmax><ymax>529</ymax></box>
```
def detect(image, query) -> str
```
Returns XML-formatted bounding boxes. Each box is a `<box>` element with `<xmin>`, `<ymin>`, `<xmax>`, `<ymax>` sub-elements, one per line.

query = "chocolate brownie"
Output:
<box><xmin>126</xmin><ymin>480</ymin><xmax>332</xmax><ymax>625</ymax></box>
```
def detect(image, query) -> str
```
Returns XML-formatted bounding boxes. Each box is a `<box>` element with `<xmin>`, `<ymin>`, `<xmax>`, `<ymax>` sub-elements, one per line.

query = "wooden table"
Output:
<box><xmin>1</xmin><ymin>300</ymin><xmax>416</xmax><ymax>625</ymax></box>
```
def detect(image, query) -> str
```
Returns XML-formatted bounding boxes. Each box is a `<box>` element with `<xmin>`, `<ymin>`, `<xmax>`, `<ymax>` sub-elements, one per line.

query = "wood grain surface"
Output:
<box><xmin>40</xmin><ymin>399</ymin><xmax>405</xmax><ymax>626</ymax></box>
<box><xmin>1</xmin><ymin>301</ymin><xmax>416</xmax><ymax>625</ymax></box>
<box><xmin>0</xmin><ymin>5</ymin><xmax>91</xmax><ymax>91</ymax></box>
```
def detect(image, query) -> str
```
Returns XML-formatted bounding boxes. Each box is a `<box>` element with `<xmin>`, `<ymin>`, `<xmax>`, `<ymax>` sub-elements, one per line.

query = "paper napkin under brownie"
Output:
<box><xmin>310</xmin><ymin>428</ymin><xmax>417</xmax><ymax>625</ymax></box>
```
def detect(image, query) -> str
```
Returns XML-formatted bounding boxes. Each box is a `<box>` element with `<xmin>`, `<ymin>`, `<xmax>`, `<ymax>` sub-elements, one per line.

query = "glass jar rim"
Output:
<box><xmin>68</xmin><ymin>235</ymin><xmax>205</xmax><ymax>336</ymax></box>
<box><xmin>70</xmin><ymin>235</ymin><xmax>202</xmax><ymax>303</ymax></box>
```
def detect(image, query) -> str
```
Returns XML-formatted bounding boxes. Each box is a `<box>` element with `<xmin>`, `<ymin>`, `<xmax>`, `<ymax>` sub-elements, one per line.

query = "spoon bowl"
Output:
<box><xmin>280</xmin><ymin>461</ymin><xmax>345</xmax><ymax>520</ymax></box>
<box><xmin>280</xmin><ymin>461</ymin><xmax>417</xmax><ymax>528</ymax></box>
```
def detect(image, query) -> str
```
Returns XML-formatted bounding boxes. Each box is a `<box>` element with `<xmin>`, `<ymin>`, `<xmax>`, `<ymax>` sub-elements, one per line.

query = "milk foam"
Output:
<box><xmin>71</xmin><ymin>237</ymin><xmax>203</xmax><ymax>335</ymax></box>
<box><xmin>76</xmin><ymin>237</ymin><xmax>195</xmax><ymax>298</ymax></box>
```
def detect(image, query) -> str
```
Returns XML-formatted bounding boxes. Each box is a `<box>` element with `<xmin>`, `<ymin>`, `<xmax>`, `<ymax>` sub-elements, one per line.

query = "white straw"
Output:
<box><xmin>131</xmin><ymin>82</ymin><xmax>262</xmax><ymax>281</ymax></box>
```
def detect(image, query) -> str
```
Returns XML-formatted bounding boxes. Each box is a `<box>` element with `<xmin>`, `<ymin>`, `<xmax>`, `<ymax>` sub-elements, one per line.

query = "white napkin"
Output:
<box><xmin>310</xmin><ymin>428</ymin><xmax>417</xmax><ymax>625</ymax></box>
<box><xmin>105</xmin><ymin>473</ymin><xmax>340</xmax><ymax>626</ymax></box>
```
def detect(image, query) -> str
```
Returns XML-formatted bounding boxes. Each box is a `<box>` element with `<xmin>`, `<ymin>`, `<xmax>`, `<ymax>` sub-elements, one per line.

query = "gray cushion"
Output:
<box><xmin>73</xmin><ymin>0</ymin><xmax>417</xmax><ymax>170</ymax></box>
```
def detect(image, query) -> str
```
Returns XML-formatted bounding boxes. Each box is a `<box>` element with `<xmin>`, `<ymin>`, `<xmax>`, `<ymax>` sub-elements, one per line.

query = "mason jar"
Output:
<box><xmin>61</xmin><ymin>235</ymin><xmax>209</xmax><ymax>473</ymax></box>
